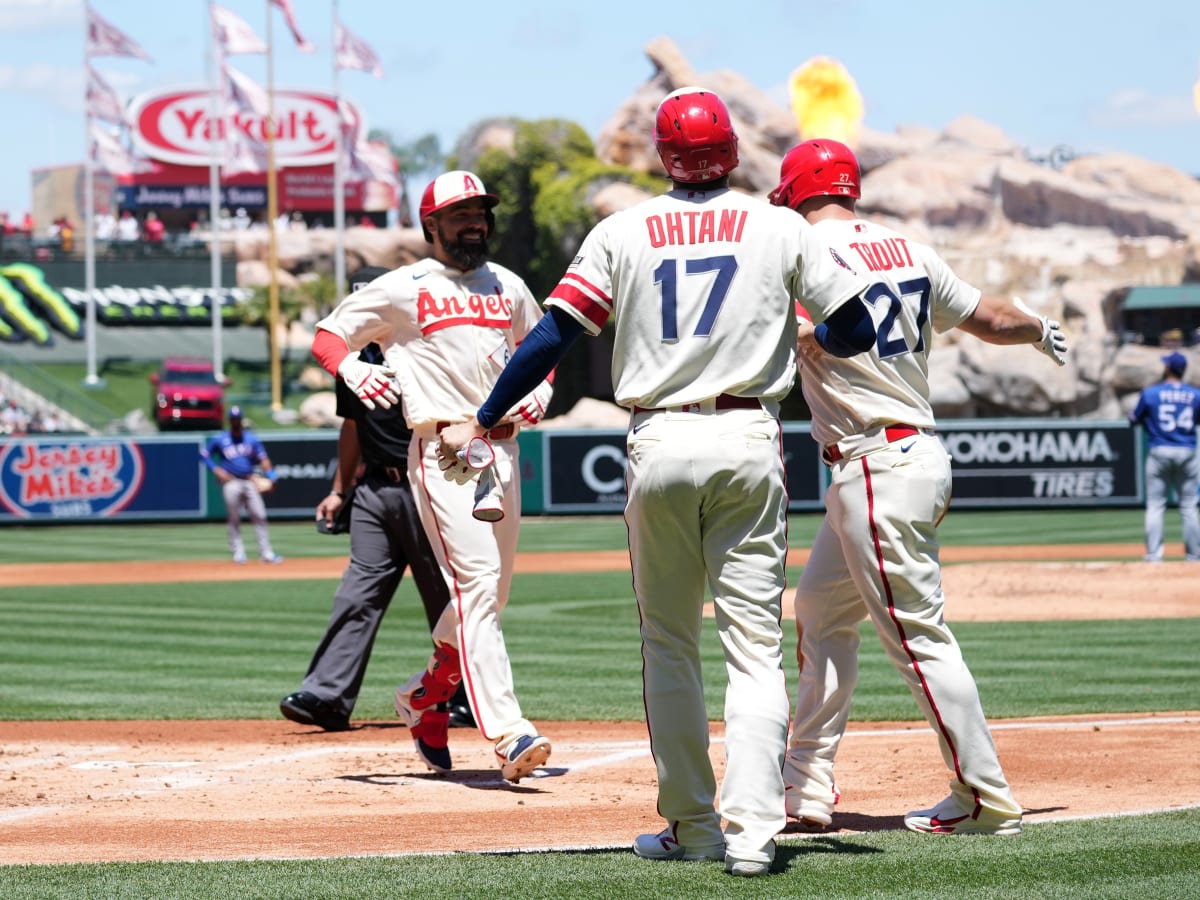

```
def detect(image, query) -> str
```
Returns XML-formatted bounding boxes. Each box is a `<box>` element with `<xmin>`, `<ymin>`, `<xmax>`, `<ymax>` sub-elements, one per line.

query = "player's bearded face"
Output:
<box><xmin>436</xmin><ymin>203</ymin><xmax>490</xmax><ymax>270</ymax></box>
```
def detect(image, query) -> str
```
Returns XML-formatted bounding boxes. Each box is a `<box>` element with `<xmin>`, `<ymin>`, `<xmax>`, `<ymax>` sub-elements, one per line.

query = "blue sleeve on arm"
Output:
<box><xmin>815</xmin><ymin>298</ymin><xmax>876</xmax><ymax>357</ymax></box>
<box><xmin>201</xmin><ymin>437</ymin><xmax>219</xmax><ymax>470</ymax></box>
<box><xmin>477</xmin><ymin>307</ymin><xmax>586</xmax><ymax>429</ymax></box>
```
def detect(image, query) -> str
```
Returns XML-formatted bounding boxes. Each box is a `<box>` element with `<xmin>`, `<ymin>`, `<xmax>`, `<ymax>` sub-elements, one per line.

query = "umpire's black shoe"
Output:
<box><xmin>280</xmin><ymin>691</ymin><xmax>351</xmax><ymax>732</ymax></box>
<box><xmin>447</xmin><ymin>702</ymin><xmax>476</xmax><ymax>729</ymax></box>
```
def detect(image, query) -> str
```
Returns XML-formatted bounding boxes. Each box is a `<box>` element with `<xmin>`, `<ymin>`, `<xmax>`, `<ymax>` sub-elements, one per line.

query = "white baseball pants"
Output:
<box><xmin>785</xmin><ymin>433</ymin><xmax>1020</xmax><ymax>822</ymax></box>
<box><xmin>410</xmin><ymin>435</ymin><xmax>536</xmax><ymax>752</ymax></box>
<box><xmin>626</xmin><ymin>405</ymin><xmax>790</xmax><ymax>861</ymax></box>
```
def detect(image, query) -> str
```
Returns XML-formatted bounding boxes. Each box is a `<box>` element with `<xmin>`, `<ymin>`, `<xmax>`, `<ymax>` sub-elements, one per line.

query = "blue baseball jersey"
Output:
<box><xmin>203</xmin><ymin>429</ymin><xmax>269</xmax><ymax>478</ymax></box>
<box><xmin>1130</xmin><ymin>381</ymin><xmax>1200</xmax><ymax>450</ymax></box>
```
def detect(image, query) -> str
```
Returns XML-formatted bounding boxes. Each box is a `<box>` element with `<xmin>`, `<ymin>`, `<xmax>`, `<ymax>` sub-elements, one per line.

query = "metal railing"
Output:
<box><xmin>0</xmin><ymin>354</ymin><xmax>120</xmax><ymax>434</ymax></box>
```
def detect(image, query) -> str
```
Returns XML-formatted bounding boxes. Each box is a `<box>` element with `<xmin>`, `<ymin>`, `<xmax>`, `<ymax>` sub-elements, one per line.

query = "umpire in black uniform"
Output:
<box><xmin>280</xmin><ymin>267</ymin><xmax>472</xmax><ymax>731</ymax></box>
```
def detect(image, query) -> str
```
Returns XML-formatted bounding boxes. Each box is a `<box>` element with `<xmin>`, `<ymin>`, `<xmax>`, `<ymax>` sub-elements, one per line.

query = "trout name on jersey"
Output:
<box><xmin>847</xmin><ymin>237</ymin><xmax>914</xmax><ymax>273</ymax></box>
<box><xmin>417</xmin><ymin>286</ymin><xmax>513</xmax><ymax>336</ymax></box>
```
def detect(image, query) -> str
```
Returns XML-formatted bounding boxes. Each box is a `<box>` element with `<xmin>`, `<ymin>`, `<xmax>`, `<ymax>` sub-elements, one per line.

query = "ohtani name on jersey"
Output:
<box><xmin>645</xmin><ymin>210</ymin><xmax>748</xmax><ymax>248</ymax></box>
<box><xmin>417</xmin><ymin>287</ymin><xmax>513</xmax><ymax>335</ymax></box>
<box><xmin>848</xmin><ymin>238</ymin><xmax>913</xmax><ymax>272</ymax></box>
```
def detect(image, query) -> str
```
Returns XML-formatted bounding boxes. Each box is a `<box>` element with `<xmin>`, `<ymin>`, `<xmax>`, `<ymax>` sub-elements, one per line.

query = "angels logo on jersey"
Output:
<box><xmin>417</xmin><ymin>285</ymin><xmax>513</xmax><ymax>336</ymax></box>
<box><xmin>829</xmin><ymin>247</ymin><xmax>856</xmax><ymax>273</ymax></box>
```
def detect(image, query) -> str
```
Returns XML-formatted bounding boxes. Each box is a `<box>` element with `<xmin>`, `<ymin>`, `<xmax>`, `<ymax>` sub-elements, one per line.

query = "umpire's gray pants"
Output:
<box><xmin>301</xmin><ymin>474</ymin><xmax>451</xmax><ymax>717</ymax></box>
<box><xmin>1144</xmin><ymin>445</ymin><xmax>1200</xmax><ymax>561</ymax></box>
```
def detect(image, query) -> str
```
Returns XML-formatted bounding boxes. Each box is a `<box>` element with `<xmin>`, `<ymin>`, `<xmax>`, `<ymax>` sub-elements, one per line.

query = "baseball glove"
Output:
<box><xmin>251</xmin><ymin>473</ymin><xmax>275</xmax><ymax>494</ymax></box>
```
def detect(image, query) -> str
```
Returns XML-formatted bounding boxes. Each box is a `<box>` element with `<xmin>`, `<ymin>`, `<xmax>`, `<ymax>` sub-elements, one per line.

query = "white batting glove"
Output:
<box><xmin>505</xmin><ymin>378</ymin><xmax>554</xmax><ymax>425</ymax></box>
<box><xmin>472</xmin><ymin>464</ymin><xmax>505</xmax><ymax>522</ymax></box>
<box><xmin>1013</xmin><ymin>297</ymin><xmax>1068</xmax><ymax>367</ymax></box>
<box><xmin>337</xmin><ymin>355</ymin><xmax>399</xmax><ymax>410</ymax></box>
<box><xmin>438</xmin><ymin>436</ymin><xmax>496</xmax><ymax>485</ymax></box>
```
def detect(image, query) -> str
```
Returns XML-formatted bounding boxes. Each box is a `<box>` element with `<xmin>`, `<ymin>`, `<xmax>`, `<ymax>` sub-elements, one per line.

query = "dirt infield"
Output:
<box><xmin>1</xmin><ymin>549</ymin><xmax>1198</xmax><ymax>865</ymax></box>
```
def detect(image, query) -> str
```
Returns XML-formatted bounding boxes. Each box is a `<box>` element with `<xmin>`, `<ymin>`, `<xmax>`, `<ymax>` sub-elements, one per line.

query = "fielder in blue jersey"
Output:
<box><xmin>201</xmin><ymin>406</ymin><xmax>282</xmax><ymax>564</ymax></box>
<box><xmin>1129</xmin><ymin>351</ymin><xmax>1200</xmax><ymax>561</ymax></box>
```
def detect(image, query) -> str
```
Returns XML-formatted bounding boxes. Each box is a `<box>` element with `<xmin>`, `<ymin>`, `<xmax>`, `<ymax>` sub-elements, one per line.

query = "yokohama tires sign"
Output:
<box><xmin>128</xmin><ymin>85</ymin><xmax>361</xmax><ymax>167</ymax></box>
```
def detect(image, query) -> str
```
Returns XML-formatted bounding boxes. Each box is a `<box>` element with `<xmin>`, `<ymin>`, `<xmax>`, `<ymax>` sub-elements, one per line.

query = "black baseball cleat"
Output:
<box><xmin>280</xmin><ymin>691</ymin><xmax>351</xmax><ymax>732</ymax></box>
<box><xmin>447</xmin><ymin>702</ymin><xmax>476</xmax><ymax>729</ymax></box>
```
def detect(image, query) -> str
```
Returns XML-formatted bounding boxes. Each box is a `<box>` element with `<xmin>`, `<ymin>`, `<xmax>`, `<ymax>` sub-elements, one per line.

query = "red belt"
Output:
<box><xmin>633</xmin><ymin>393</ymin><xmax>761</xmax><ymax>415</ymax></box>
<box><xmin>824</xmin><ymin>425</ymin><xmax>919</xmax><ymax>463</ymax></box>
<box><xmin>435</xmin><ymin>421</ymin><xmax>516</xmax><ymax>441</ymax></box>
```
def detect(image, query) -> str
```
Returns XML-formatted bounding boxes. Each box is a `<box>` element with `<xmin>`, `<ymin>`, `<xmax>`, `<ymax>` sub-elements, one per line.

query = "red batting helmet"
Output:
<box><xmin>769</xmin><ymin>139</ymin><xmax>861</xmax><ymax>211</ymax></box>
<box><xmin>654</xmin><ymin>87</ymin><xmax>739</xmax><ymax>184</ymax></box>
<box><xmin>419</xmin><ymin>170</ymin><xmax>498</xmax><ymax>242</ymax></box>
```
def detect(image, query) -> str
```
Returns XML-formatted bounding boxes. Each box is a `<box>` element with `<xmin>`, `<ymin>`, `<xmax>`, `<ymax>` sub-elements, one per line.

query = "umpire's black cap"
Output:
<box><xmin>348</xmin><ymin>266</ymin><xmax>390</xmax><ymax>294</ymax></box>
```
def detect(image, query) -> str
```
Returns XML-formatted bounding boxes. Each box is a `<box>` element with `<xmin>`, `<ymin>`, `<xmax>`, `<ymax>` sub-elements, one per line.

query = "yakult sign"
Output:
<box><xmin>128</xmin><ymin>85</ymin><xmax>361</xmax><ymax>168</ymax></box>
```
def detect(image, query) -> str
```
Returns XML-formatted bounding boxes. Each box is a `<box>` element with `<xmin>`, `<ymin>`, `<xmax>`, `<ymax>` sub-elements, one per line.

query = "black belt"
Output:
<box><xmin>824</xmin><ymin>425</ymin><xmax>919</xmax><ymax>463</ymax></box>
<box><xmin>367</xmin><ymin>465</ymin><xmax>406</xmax><ymax>482</ymax></box>
<box><xmin>434</xmin><ymin>421</ymin><xmax>516</xmax><ymax>440</ymax></box>
<box><xmin>632</xmin><ymin>393</ymin><xmax>761</xmax><ymax>415</ymax></box>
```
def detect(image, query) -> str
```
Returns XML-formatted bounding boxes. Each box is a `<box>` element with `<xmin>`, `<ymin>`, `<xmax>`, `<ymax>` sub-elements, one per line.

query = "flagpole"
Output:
<box><xmin>266</xmin><ymin>3</ymin><xmax>282</xmax><ymax>412</ymax></box>
<box><xmin>208</xmin><ymin>1</ymin><xmax>225</xmax><ymax>383</ymax></box>
<box><xmin>82</xmin><ymin>56</ymin><xmax>101</xmax><ymax>387</ymax></box>
<box><xmin>332</xmin><ymin>0</ymin><xmax>345</xmax><ymax>303</ymax></box>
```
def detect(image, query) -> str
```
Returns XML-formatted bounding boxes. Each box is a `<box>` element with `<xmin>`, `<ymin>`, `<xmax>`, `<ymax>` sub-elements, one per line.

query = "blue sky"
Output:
<box><xmin>1</xmin><ymin>0</ymin><xmax>1198</xmax><ymax>220</ymax></box>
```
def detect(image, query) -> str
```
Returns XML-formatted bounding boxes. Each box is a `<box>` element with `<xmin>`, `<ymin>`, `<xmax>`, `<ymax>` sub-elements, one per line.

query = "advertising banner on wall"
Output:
<box><xmin>937</xmin><ymin>420</ymin><xmax>1142</xmax><ymax>507</ymax></box>
<box><xmin>534</xmin><ymin>425</ymin><xmax>827</xmax><ymax>515</ymax></box>
<box><xmin>254</xmin><ymin>435</ymin><xmax>339</xmax><ymax>516</ymax></box>
<box><xmin>0</xmin><ymin>436</ymin><xmax>205</xmax><ymax>521</ymax></box>
<box><xmin>0</xmin><ymin>420</ymin><xmax>1147</xmax><ymax>525</ymax></box>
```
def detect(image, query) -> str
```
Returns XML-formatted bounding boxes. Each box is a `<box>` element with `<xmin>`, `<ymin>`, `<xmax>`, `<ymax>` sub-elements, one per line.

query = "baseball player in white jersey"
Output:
<box><xmin>310</xmin><ymin>170</ymin><xmax>555</xmax><ymax>783</ymax></box>
<box><xmin>439</xmin><ymin>88</ymin><xmax>875</xmax><ymax>878</ymax></box>
<box><xmin>769</xmin><ymin>139</ymin><xmax>1068</xmax><ymax>835</ymax></box>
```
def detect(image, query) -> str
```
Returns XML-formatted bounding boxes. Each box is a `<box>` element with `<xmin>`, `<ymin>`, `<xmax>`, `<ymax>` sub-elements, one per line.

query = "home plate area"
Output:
<box><xmin>1</xmin><ymin>715</ymin><xmax>1198</xmax><ymax>864</ymax></box>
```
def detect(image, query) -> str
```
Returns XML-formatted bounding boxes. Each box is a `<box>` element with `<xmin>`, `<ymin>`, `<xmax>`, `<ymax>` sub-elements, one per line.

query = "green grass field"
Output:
<box><xmin>2</xmin><ymin>509</ymin><xmax>1198</xmax><ymax>897</ymax></box>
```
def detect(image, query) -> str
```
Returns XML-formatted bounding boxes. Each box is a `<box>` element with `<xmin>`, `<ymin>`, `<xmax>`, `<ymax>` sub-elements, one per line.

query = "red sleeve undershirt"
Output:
<box><xmin>312</xmin><ymin>328</ymin><xmax>352</xmax><ymax>376</ymax></box>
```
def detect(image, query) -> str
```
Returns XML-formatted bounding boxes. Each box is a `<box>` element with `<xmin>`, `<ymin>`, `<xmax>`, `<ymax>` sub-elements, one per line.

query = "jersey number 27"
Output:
<box><xmin>865</xmin><ymin>276</ymin><xmax>931</xmax><ymax>358</ymax></box>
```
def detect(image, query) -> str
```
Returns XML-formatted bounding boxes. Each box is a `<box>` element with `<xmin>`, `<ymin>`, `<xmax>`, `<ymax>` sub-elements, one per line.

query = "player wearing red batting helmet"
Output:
<box><xmin>769</xmin><ymin>136</ymin><xmax>1066</xmax><ymax>838</ymax></box>
<box><xmin>653</xmin><ymin>86</ymin><xmax>740</xmax><ymax>184</ymax></box>
<box><xmin>769</xmin><ymin>138</ymin><xmax>861</xmax><ymax>212</ymax></box>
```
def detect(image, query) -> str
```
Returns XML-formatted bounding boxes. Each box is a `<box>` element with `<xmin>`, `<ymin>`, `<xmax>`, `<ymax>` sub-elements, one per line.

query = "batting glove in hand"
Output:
<box><xmin>1013</xmin><ymin>297</ymin><xmax>1068</xmax><ymax>367</ymax></box>
<box><xmin>505</xmin><ymin>378</ymin><xmax>553</xmax><ymax>425</ymax></box>
<box><xmin>438</xmin><ymin>436</ymin><xmax>496</xmax><ymax>485</ymax></box>
<box><xmin>337</xmin><ymin>355</ymin><xmax>399</xmax><ymax>410</ymax></box>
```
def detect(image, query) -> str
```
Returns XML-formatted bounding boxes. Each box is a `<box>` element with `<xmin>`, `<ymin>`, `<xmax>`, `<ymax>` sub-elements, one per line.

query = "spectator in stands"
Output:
<box><xmin>95</xmin><ymin>207</ymin><xmax>117</xmax><ymax>241</ymax></box>
<box><xmin>117</xmin><ymin>210</ymin><xmax>140</xmax><ymax>242</ymax></box>
<box><xmin>234</xmin><ymin>207</ymin><xmax>253</xmax><ymax>231</ymax></box>
<box><xmin>144</xmin><ymin>211</ymin><xmax>165</xmax><ymax>244</ymax></box>
<box><xmin>21</xmin><ymin>212</ymin><xmax>34</xmax><ymax>234</ymax></box>
<box><xmin>57</xmin><ymin>218</ymin><xmax>74</xmax><ymax>254</ymax></box>
<box><xmin>1</xmin><ymin>400</ymin><xmax>29</xmax><ymax>435</ymax></box>
<box><xmin>219</xmin><ymin>208</ymin><xmax>235</xmax><ymax>231</ymax></box>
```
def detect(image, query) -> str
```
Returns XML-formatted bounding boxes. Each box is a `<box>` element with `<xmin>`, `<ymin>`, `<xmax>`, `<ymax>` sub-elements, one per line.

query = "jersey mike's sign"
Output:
<box><xmin>0</xmin><ymin>440</ymin><xmax>144</xmax><ymax>519</ymax></box>
<box><xmin>127</xmin><ymin>85</ymin><xmax>361</xmax><ymax>168</ymax></box>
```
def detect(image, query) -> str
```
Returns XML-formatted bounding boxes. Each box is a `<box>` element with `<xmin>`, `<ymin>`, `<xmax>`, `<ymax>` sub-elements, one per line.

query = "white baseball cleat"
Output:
<box><xmin>904</xmin><ymin>796</ymin><xmax>1023</xmax><ymax>835</ymax></box>
<box><xmin>497</xmin><ymin>734</ymin><xmax>551</xmax><ymax>783</ymax></box>
<box><xmin>632</xmin><ymin>828</ymin><xmax>724</xmax><ymax>862</ymax></box>
<box><xmin>724</xmin><ymin>839</ymin><xmax>774</xmax><ymax>877</ymax></box>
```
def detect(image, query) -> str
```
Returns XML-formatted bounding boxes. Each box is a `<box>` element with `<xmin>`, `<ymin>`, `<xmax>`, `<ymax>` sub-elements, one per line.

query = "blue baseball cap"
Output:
<box><xmin>1162</xmin><ymin>352</ymin><xmax>1187</xmax><ymax>375</ymax></box>
<box><xmin>229</xmin><ymin>406</ymin><xmax>243</xmax><ymax>419</ymax></box>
